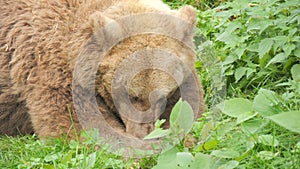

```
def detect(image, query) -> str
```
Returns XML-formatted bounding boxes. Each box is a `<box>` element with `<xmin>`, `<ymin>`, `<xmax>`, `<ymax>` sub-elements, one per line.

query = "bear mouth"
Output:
<box><xmin>95</xmin><ymin>88</ymin><xmax>181</xmax><ymax>138</ymax></box>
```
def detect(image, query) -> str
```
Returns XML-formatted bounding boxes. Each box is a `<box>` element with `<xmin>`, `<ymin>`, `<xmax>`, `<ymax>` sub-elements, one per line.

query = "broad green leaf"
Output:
<box><xmin>144</xmin><ymin>128</ymin><xmax>170</xmax><ymax>140</ymax></box>
<box><xmin>268</xmin><ymin>111</ymin><xmax>300</xmax><ymax>134</ymax></box>
<box><xmin>296</xmin><ymin>142</ymin><xmax>300</xmax><ymax>149</ymax></box>
<box><xmin>225</xmin><ymin>20</ymin><xmax>242</xmax><ymax>33</ymax></box>
<box><xmin>200</xmin><ymin>120</ymin><xmax>214</xmax><ymax>141</ymax></box>
<box><xmin>199</xmin><ymin>139</ymin><xmax>219</xmax><ymax>151</ymax></box>
<box><xmin>234</xmin><ymin>47</ymin><xmax>246</xmax><ymax>59</ymax></box>
<box><xmin>231</xmin><ymin>0</ymin><xmax>248</xmax><ymax>10</ymax></box>
<box><xmin>191</xmin><ymin>153</ymin><xmax>213</xmax><ymax>169</ymax></box>
<box><xmin>169</xmin><ymin>99</ymin><xmax>194</xmax><ymax>134</ymax></box>
<box><xmin>241</xmin><ymin>118</ymin><xmax>268</xmax><ymax>134</ymax></box>
<box><xmin>281</xmin><ymin>0</ymin><xmax>299</xmax><ymax>8</ymax></box>
<box><xmin>246</xmin><ymin>68</ymin><xmax>256</xmax><ymax>78</ymax></box>
<box><xmin>223</xmin><ymin>55</ymin><xmax>238</xmax><ymax>65</ymax></box>
<box><xmin>236</xmin><ymin>112</ymin><xmax>258</xmax><ymax>124</ymax></box>
<box><xmin>42</xmin><ymin>165</ymin><xmax>55</xmax><ymax>169</ymax></box>
<box><xmin>258</xmin><ymin>135</ymin><xmax>279</xmax><ymax>146</ymax></box>
<box><xmin>61</xmin><ymin>150</ymin><xmax>73</xmax><ymax>164</ymax></box>
<box><xmin>234</xmin><ymin>67</ymin><xmax>247</xmax><ymax>82</ymax></box>
<box><xmin>153</xmin><ymin>147</ymin><xmax>179</xmax><ymax>169</ymax></box>
<box><xmin>288</xmin><ymin>28</ymin><xmax>297</xmax><ymax>37</ymax></box>
<box><xmin>246</xmin><ymin>6</ymin><xmax>269</xmax><ymax>18</ymax></box>
<box><xmin>44</xmin><ymin>153</ymin><xmax>60</xmax><ymax>162</ymax></box>
<box><xmin>84</xmin><ymin>152</ymin><xmax>96</xmax><ymax>169</ymax></box>
<box><xmin>257</xmin><ymin>151</ymin><xmax>276</xmax><ymax>160</ymax></box>
<box><xmin>294</xmin><ymin>48</ymin><xmax>300</xmax><ymax>58</ymax></box>
<box><xmin>259</xmin><ymin>38</ymin><xmax>273</xmax><ymax>58</ymax></box>
<box><xmin>216</xmin><ymin>31</ymin><xmax>240</xmax><ymax>47</ymax></box>
<box><xmin>211</xmin><ymin>149</ymin><xmax>240</xmax><ymax>158</ymax></box>
<box><xmin>272</xmin><ymin>36</ymin><xmax>288</xmax><ymax>53</ymax></box>
<box><xmin>291</xmin><ymin>64</ymin><xmax>300</xmax><ymax>82</ymax></box>
<box><xmin>246</xmin><ymin>141</ymin><xmax>255</xmax><ymax>151</ymax></box>
<box><xmin>217</xmin><ymin>98</ymin><xmax>254</xmax><ymax>118</ymax></box>
<box><xmin>216</xmin><ymin>122</ymin><xmax>236</xmax><ymax>137</ymax></box>
<box><xmin>254</xmin><ymin>89</ymin><xmax>280</xmax><ymax>116</ymax></box>
<box><xmin>247</xmin><ymin>18</ymin><xmax>272</xmax><ymax>34</ymax></box>
<box><xmin>218</xmin><ymin>160</ymin><xmax>239</xmax><ymax>169</ymax></box>
<box><xmin>175</xmin><ymin>152</ymin><xmax>194</xmax><ymax>168</ymax></box>
<box><xmin>266</xmin><ymin>52</ymin><xmax>289</xmax><ymax>67</ymax></box>
<box><xmin>153</xmin><ymin>148</ymin><xmax>204</xmax><ymax>169</ymax></box>
<box><xmin>247</xmin><ymin>43</ymin><xmax>259</xmax><ymax>52</ymax></box>
<box><xmin>283</xmin><ymin>43</ymin><xmax>296</xmax><ymax>56</ymax></box>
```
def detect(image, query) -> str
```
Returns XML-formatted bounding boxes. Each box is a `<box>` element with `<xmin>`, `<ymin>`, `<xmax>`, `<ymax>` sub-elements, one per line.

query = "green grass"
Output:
<box><xmin>1</xmin><ymin>0</ymin><xmax>300</xmax><ymax>168</ymax></box>
<box><xmin>0</xmin><ymin>133</ymin><xmax>156</xmax><ymax>168</ymax></box>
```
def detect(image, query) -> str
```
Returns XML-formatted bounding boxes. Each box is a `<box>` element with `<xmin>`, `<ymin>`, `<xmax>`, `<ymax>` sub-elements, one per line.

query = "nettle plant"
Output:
<box><xmin>200</xmin><ymin>0</ymin><xmax>300</xmax><ymax>91</ymax></box>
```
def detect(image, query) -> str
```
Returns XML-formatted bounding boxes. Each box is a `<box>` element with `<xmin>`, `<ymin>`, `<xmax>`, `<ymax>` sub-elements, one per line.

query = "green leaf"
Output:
<box><xmin>144</xmin><ymin>128</ymin><xmax>170</xmax><ymax>140</ymax></box>
<box><xmin>191</xmin><ymin>153</ymin><xmax>213</xmax><ymax>169</ymax></box>
<box><xmin>216</xmin><ymin>122</ymin><xmax>236</xmax><ymax>137</ymax></box>
<box><xmin>272</xmin><ymin>36</ymin><xmax>288</xmax><ymax>54</ymax></box>
<box><xmin>288</xmin><ymin>28</ymin><xmax>297</xmax><ymax>37</ymax></box>
<box><xmin>259</xmin><ymin>53</ymin><xmax>272</xmax><ymax>67</ymax></box>
<box><xmin>199</xmin><ymin>120</ymin><xmax>214</xmax><ymax>141</ymax></box>
<box><xmin>169</xmin><ymin>99</ymin><xmax>194</xmax><ymax>134</ymax></box>
<box><xmin>257</xmin><ymin>151</ymin><xmax>276</xmax><ymax>160</ymax></box>
<box><xmin>246</xmin><ymin>68</ymin><xmax>256</xmax><ymax>78</ymax></box>
<box><xmin>155</xmin><ymin>119</ymin><xmax>166</xmax><ymax>128</ymax></box>
<box><xmin>83</xmin><ymin>152</ymin><xmax>96</xmax><ymax>169</ymax></box>
<box><xmin>258</xmin><ymin>135</ymin><xmax>279</xmax><ymax>146</ymax></box>
<box><xmin>266</xmin><ymin>52</ymin><xmax>289</xmax><ymax>67</ymax></box>
<box><xmin>283</xmin><ymin>43</ymin><xmax>296</xmax><ymax>56</ymax></box>
<box><xmin>216</xmin><ymin>31</ymin><xmax>240</xmax><ymax>47</ymax></box>
<box><xmin>175</xmin><ymin>152</ymin><xmax>194</xmax><ymax>168</ymax></box>
<box><xmin>223</xmin><ymin>55</ymin><xmax>238</xmax><ymax>65</ymax></box>
<box><xmin>234</xmin><ymin>67</ymin><xmax>247</xmax><ymax>82</ymax></box>
<box><xmin>254</xmin><ymin>89</ymin><xmax>280</xmax><ymax>116</ymax></box>
<box><xmin>296</xmin><ymin>142</ymin><xmax>300</xmax><ymax>149</ymax></box>
<box><xmin>218</xmin><ymin>160</ymin><xmax>239</xmax><ymax>169</ymax></box>
<box><xmin>225</xmin><ymin>20</ymin><xmax>242</xmax><ymax>33</ymax></box>
<box><xmin>247</xmin><ymin>18</ymin><xmax>272</xmax><ymax>34</ymax></box>
<box><xmin>294</xmin><ymin>48</ymin><xmax>300</xmax><ymax>58</ymax></box>
<box><xmin>199</xmin><ymin>140</ymin><xmax>219</xmax><ymax>151</ymax></box>
<box><xmin>247</xmin><ymin>43</ymin><xmax>259</xmax><ymax>52</ymax></box>
<box><xmin>234</xmin><ymin>47</ymin><xmax>246</xmax><ymax>59</ymax></box>
<box><xmin>259</xmin><ymin>38</ymin><xmax>273</xmax><ymax>58</ymax></box>
<box><xmin>291</xmin><ymin>64</ymin><xmax>300</xmax><ymax>82</ymax></box>
<box><xmin>44</xmin><ymin>153</ymin><xmax>60</xmax><ymax>162</ymax></box>
<box><xmin>268</xmin><ymin>111</ymin><xmax>300</xmax><ymax>134</ymax></box>
<box><xmin>153</xmin><ymin>148</ymin><xmax>208</xmax><ymax>169</ymax></box>
<box><xmin>211</xmin><ymin>149</ymin><xmax>240</xmax><ymax>158</ymax></box>
<box><xmin>241</xmin><ymin>118</ymin><xmax>268</xmax><ymax>134</ymax></box>
<box><xmin>153</xmin><ymin>147</ymin><xmax>179</xmax><ymax>169</ymax></box>
<box><xmin>236</xmin><ymin>112</ymin><xmax>258</xmax><ymax>124</ymax></box>
<box><xmin>217</xmin><ymin>98</ymin><xmax>254</xmax><ymax>118</ymax></box>
<box><xmin>61</xmin><ymin>151</ymin><xmax>73</xmax><ymax>164</ymax></box>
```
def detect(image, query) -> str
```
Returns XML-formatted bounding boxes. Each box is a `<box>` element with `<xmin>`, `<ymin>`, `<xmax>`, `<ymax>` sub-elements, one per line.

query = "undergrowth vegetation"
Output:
<box><xmin>1</xmin><ymin>0</ymin><xmax>299</xmax><ymax>168</ymax></box>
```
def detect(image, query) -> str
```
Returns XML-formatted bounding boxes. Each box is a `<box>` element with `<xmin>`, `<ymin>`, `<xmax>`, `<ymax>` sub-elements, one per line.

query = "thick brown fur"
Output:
<box><xmin>0</xmin><ymin>0</ymin><xmax>205</xmax><ymax>139</ymax></box>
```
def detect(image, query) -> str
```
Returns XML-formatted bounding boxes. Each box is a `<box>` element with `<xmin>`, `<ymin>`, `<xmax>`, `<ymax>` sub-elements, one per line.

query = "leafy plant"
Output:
<box><xmin>199</xmin><ymin>0</ymin><xmax>300</xmax><ymax>93</ymax></box>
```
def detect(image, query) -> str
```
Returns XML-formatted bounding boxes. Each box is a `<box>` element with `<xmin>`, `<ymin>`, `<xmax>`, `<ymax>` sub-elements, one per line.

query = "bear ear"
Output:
<box><xmin>176</xmin><ymin>5</ymin><xmax>197</xmax><ymax>26</ymax></box>
<box><xmin>89</xmin><ymin>11</ymin><xmax>114</xmax><ymax>32</ymax></box>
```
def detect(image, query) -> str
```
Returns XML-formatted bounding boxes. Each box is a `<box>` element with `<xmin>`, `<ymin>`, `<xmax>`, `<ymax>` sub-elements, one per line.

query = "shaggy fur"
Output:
<box><xmin>0</xmin><ymin>0</ymin><xmax>205</xmax><ymax>139</ymax></box>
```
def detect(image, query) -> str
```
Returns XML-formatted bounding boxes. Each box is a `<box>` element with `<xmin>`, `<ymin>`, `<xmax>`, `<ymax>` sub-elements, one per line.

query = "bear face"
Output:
<box><xmin>74</xmin><ymin>4</ymin><xmax>204</xmax><ymax>138</ymax></box>
<box><xmin>95</xmin><ymin>35</ymin><xmax>198</xmax><ymax>138</ymax></box>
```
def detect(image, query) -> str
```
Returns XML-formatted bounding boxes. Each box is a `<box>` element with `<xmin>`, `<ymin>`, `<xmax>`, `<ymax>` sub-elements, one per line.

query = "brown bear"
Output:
<box><xmin>0</xmin><ymin>0</ymin><xmax>205</xmax><ymax>141</ymax></box>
